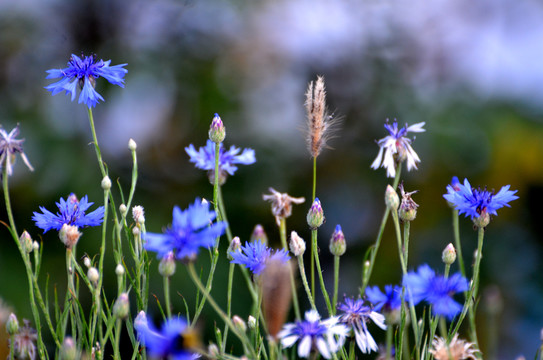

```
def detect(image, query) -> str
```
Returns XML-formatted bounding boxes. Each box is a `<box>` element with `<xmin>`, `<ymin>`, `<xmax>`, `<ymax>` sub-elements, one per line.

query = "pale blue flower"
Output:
<box><xmin>185</xmin><ymin>140</ymin><xmax>255</xmax><ymax>176</ymax></box>
<box><xmin>229</xmin><ymin>240</ymin><xmax>290</xmax><ymax>275</ymax></box>
<box><xmin>0</xmin><ymin>125</ymin><xmax>33</xmax><ymax>176</ymax></box>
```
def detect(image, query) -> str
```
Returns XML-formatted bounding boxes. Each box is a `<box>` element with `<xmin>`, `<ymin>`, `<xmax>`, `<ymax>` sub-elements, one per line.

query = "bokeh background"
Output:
<box><xmin>0</xmin><ymin>0</ymin><xmax>542</xmax><ymax>358</ymax></box>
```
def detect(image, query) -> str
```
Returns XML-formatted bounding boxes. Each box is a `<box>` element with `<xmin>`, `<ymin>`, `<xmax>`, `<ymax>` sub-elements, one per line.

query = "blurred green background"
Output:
<box><xmin>0</xmin><ymin>0</ymin><xmax>542</xmax><ymax>358</ymax></box>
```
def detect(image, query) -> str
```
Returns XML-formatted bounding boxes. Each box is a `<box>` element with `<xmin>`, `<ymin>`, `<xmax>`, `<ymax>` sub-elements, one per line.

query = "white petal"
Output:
<box><xmin>304</xmin><ymin>310</ymin><xmax>321</xmax><ymax>322</ymax></box>
<box><xmin>316</xmin><ymin>337</ymin><xmax>331</xmax><ymax>359</ymax></box>
<box><xmin>298</xmin><ymin>336</ymin><xmax>312</xmax><ymax>358</ymax></box>
<box><xmin>382</xmin><ymin>148</ymin><xmax>396</xmax><ymax>178</ymax></box>
<box><xmin>281</xmin><ymin>335</ymin><xmax>299</xmax><ymax>348</ymax></box>
<box><xmin>371</xmin><ymin>146</ymin><xmax>385</xmax><ymax>169</ymax></box>
<box><xmin>354</xmin><ymin>326</ymin><xmax>368</xmax><ymax>353</ymax></box>
<box><xmin>370</xmin><ymin>312</ymin><xmax>387</xmax><ymax>330</ymax></box>
<box><xmin>407</xmin><ymin>122</ymin><xmax>426</xmax><ymax>133</ymax></box>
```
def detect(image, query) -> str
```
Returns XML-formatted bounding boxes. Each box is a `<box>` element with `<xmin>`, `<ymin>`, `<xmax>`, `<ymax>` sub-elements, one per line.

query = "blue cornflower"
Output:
<box><xmin>366</xmin><ymin>285</ymin><xmax>402</xmax><ymax>313</ymax></box>
<box><xmin>402</xmin><ymin>264</ymin><xmax>468</xmax><ymax>320</ymax></box>
<box><xmin>371</xmin><ymin>120</ymin><xmax>425</xmax><ymax>178</ymax></box>
<box><xmin>145</xmin><ymin>198</ymin><xmax>226</xmax><ymax>260</ymax></box>
<box><xmin>185</xmin><ymin>139</ymin><xmax>255</xmax><ymax>181</ymax></box>
<box><xmin>0</xmin><ymin>125</ymin><xmax>33</xmax><ymax>176</ymax></box>
<box><xmin>229</xmin><ymin>240</ymin><xmax>290</xmax><ymax>275</ymax></box>
<box><xmin>443</xmin><ymin>177</ymin><xmax>518</xmax><ymax>222</ymax></box>
<box><xmin>32</xmin><ymin>194</ymin><xmax>104</xmax><ymax>233</ymax></box>
<box><xmin>337</xmin><ymin>297</ymin><xmax>386</xmax><ymax>354</ymax></box>
<box><xmin>45</xmin><ymin>54</ymin><xmax>127</xmax><ymax>108</ymax></box>
<box><xmin>134</xmin><ymin>311</ymin><xmax>199</xmax><ymax>360</ymax></box>
<box><xmin>279</xmin><ymin>310</ymin><xmax>349</xmax><ymax>359</ymax></box>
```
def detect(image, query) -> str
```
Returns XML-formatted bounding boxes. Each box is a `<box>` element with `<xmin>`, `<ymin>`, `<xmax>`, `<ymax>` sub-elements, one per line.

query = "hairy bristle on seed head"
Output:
<box><xmin>305</xmin><ymin>76</ymin><xmax>329</xmax><ymax>158</ymax></box>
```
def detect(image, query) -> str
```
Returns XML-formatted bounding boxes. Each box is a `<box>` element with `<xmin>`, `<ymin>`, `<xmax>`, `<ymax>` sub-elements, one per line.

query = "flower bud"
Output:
<box><xmin>119</xmin><ymin>204</ymin><xmax>127</xmax><ymax>216</ymax></box>
<box><xmin>208</xmin><ymin>113</ymin><xmax>226</xmax><ymax>143</ymax></box>
<box><xmin>208</xmin><ymin>344</ymin><xmax>219</xmax><ymax>358</ymax></box>
<box><xmin>32</xmin><ymin>241</ymin><xmax>39</xmax><ymax>251</ymax></box>
<box><xmin>134</xmin><ymin>311</ymin><xmax>147</xmax><ymax>330</ymax></box>
<box><xmin>289</xmin><ymin>231</ymin><xmax>306</xmax><ymax>256</ymax></box>
<box><xmin>59</xmin><ymin>224</ymin><xmax>81</xmax><ymax>249</ymax></box>
<box><xmin>398</xmin><ymin>184</ymin><xmax>419</xmax><ymax>222</ymax></box>
<box><xmin>247</xmin><ymin>315</ymin><xmax>256</xmax><ymax>330</ymax></box>
<box><xmin>250</xmin><ymin>224</ymin><xmax>268</xmax><ymax>245</ymax></box>
<box><xmin>441</xmin><ymin>243</ymin><xmax>456</xmax><ymax>265</ymax></box>
<box><xmin>307</xmin><ymin>198</ymin><xmax>325</xmax><ymax>229</ymax></box>
<box><xmin>329</xmin><ymin>225</ymin><xmax>346</xmax><ymax>256</ymax></box>
<box><xmin>61</xmin><ymin>337</ymin><xmax>77</xmax><ymax>360</ymax></box>
<box><xmin>115</xmin><ymin>264</ymin><xmax>125</xmax><ymax>276</ymax></box>
<box><xmin>128</xmin><ymin>138</ymin><xmax>137</xmax><ymax>151</ymax></box>
<box><xmin>232</xmin><ymin>315</ymin><xmax>246</xmax><ymax>332</ymax></box>
<box><xmin>132</xmin><ymin>226</ymin><xmax>140</xmax><ymax>237</ymax></box>
<box><xmin>158</xmin><ymin>251</ymin><xmax>176</xmax><ymax>277</ymax></box>
<box><xmin>20</xmin><ymin>231</ymin><xmax>33</xmax><ymax>253</ymax></box>
<box><xmin>88</xmin><ymin>267</ymin><xmax>99</xmax><ymax>285</ymax></box>
<box><xmin>473</xmin><ymin>210</ymin><xmax>490</xmax><ymax>229</ymax></box>
<box><xmin>132</xmin><ymin>206</ymin><xmax>145</xmax><ymax>225</ymax></box>
<box><xmin>227</xmin><ymin>237</ymin><xmax>241</xmax><ymax>260</ymax></box>
<box><xmin>83</xmin><ymin>257</ymin><xmax>91</xmax><ymax>268</ymax></box>
<box><xmin>101</xmin><ymin>176</ymin><xmax>111</xmax><ymax>191</ymax></box>
<box><xmin>6</xmin><ymin>313</ymin><xmax>19</xmax><ymax>335</ymax></box>
<box><xmin>113</xmin><ymin>293</ymin><xmax>130</xmax><ymax>319</ymax></box>
<box><xmin>385</xmin><ymin>185</ymin><xmax>399</xmax><ymax>211</ymax></box>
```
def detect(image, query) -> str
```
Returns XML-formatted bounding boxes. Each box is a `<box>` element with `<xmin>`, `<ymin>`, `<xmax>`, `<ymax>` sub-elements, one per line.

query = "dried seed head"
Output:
<box><xmin>305</xmin><ymin>76</ymin><xmax>335</xmax><ymax>158</ymax></box>
<box><xmin>429</xmin><ymin>334</ymin><xmax>479</xmax><ymax>360</ymax></box>
<box><xmin>263</xmin><ymin>188</ymin><xmax>305</xmax><ymax>226</ymax></box>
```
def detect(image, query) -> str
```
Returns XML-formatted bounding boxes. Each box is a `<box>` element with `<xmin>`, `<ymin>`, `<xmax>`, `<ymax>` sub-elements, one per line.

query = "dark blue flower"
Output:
<box><xmin>185</xmin><ymin>139</ymin><xmax>255</xmax><ymax>176</ymax></box>
<box><xmin>366</xmin><ymin>285</ymin><xmax>402</xmax><ymax>313</ymax></box>
<box><xmin>32</xmin><ymin>194</ymin><xmax>104</xmax><ymax>233</ymax></box>
<box><xmin>337</xmin><ymin>297</ymin><xmax>386</xmax><ymax>354</ymax></box>
<box><xmin>0</xmin><ymin>125</ymin><xmax>33</xmax><ymax>176</ymax></box>
<box><xmin>134</xmin><ymin>312</ymin><xmax>199</xmax><ymax>360</ymax></box>
<box><xmin>229</xmin><ymin>240</ymin><xmax>290</xmax><ymax>275</ymax></box>
<box><xmin>443</xmin><ymin>177</ymin><xmax>518</xmax><ymax>220</ymax></box>
<box><xmin>144</xmin><ymin>198</ymin><xmax>226</xmax><ymax>260</ymax></box>
<box><xmin>278</xmin><ymin>310</ymin><xmax>349</xmax><ymax>359</ymax></box>
<box><xmin>402</xmin><ymin>264</ymin><xmax>468</xmax><ymax>320</ymax></box>
<box><xmin>45</xmin><ymin>54</ymin><xmax>127</xmax><ymax>108</ymax></box>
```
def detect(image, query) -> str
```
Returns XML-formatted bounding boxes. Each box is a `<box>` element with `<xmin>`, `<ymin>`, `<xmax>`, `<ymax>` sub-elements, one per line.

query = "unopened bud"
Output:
<box><xmin>83</xmin><ymin>257</ymin><xmax>91</xmax><ymax>268</ymax></box>
<box><xmin>250</xmin><ymin>224</ymin><xmax>268</xmax><ymax>245</ymax></box>
<box><xmin>61</xmin><ymin>337</ymin><xmax>77</xmax><ymax>360</ymax></box>
<box><xmin>134</xmin><ymin>311</ymin><xmax>147</xmax><ymax>330</ymax></box>
<box><xmin>101</xmin><ymin>176</ymin><xmax>111</xmax><ymax>191</ymax></box>
<box><xmin>132</xmin><ymin>206</ymin><xmax>145</xmax><ymax>225</ymax></box>
<box><xmin>227</xmin><ymin>237</ymin><xmax>241</xmax><ymax>260</ymax></box>
<box><xmin>208</xmin><ymin>113</ymin><xmax>226</xmax><ymax>143</ymax></box>
<box><xmin>115</xmin><ymin>264</ymin><xmax>124</xmax><ymax>276</ymax></box>
<box><xmin>59</xmin><ymin>224</ymin><xmax>81</xmax><ymax>249</ymax></box>
<box><xmin>113</xmin><ymin>293</ymin><xmax>130</xmax><ymax>319</ymax></box>
<box><xmin>289</xmin><ymin>231</ymin><xmax>306</xmax><ymax>256</ymax></box>
<box><xmin>385</xmin><ymin>185</ymin><xmax>399</xmax><ymax>211</ymax></box>
<box><xmin>6</xmin><ymin>313</ymin><xmax>19</xmax><ymax>335</ymax></box>
<box><xmin>232</xmin><ymin>315</ymin><xmax>247</xmax><ymax>332</ymax></box>
<box><xmin>158</xmin><ymin>252</ymin><xmax>176</xmax><ymax>277</ymax></box>
<box><xmin>132</xmin><ymin>226</ymin><xmax>140</xmax><ymax>237</ymax></box>
<box><xmin>119</xmin><ymin>204</ymin><xmax>127</xmax><ymax>216</ymax></box>
<box><xmin>128</xmin><ymin>138</ymin><xmax>137</xmax><ymax>151</ymax></box>
<box><xmin>208</xmin><ymin>344</ymin><xmax>219</xmax><ymax>358</ymax></box>
<box><xmin>20</xmin><ymin>231</ymin><xmax>33</xmax><ymax>253</ymax></box>
<box><xmin>247</xmin><ymin>315</ymin><xmax>257</xmax><ymax>330</ymax></box>
<box><xmin>307</xmin><ymin>198</ymin><xmax>325</xmax><ymax>229</ymax></box>
<box><xmin>32</xmin><ymin>241</ymin><xmax>39</xmax><ymax>251</ymax></box>
<box><xmin>442</xmin><ymin>243</ymin><xmax>456</xmax><ymax>265</ymax></box>
<box><xmin>88</xmin><ymin>267</ymin><xmax>99</xmax><ymax>285</ymax></box>
<box><xmin>329</xmin><ymin>225</ymin><xmax>346</xmax><ymax>256</ymax></box>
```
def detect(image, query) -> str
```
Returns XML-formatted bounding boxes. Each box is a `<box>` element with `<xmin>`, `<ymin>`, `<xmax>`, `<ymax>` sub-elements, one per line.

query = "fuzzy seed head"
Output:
<box><xmin>305</xmin><ymin>76</ymin><xmax>335</xmax><ymax>158</ymax></box>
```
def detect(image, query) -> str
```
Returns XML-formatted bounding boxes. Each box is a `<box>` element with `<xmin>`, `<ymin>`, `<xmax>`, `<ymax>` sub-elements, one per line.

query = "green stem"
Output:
<box><xmin>469</xmin><ymin>227</ymin><xmax>485</xmax><ymax>349</ymax></box>
<box><xmin>332</xmin><ymin>255</ymin><xmax>340</xmax><ymax>315</ymax></box>
<box><xmin>386</xmin><ymin>323</ymin><xmax>393</xmax><ymax>360</ymax></box>
<box><xmin>221</xmin><ymin>263</ymin><xmax>235</xmax><ymax>353</ymax></box>
<box><xmin>297</xmin><ymin>255</ymin><xmax>317</xmax><ymax>311</ymax></box>
<box><xmin>312</xmin><ymin>229</ymin><xmax>333</xmax><ymax>316</ymax></box>
<box><xmin>163</xmin><ymin>276</ymin><xmax>172</xmax><ymax>318</ymax></box>
<box><xmin>279</xmin><ymin>218</ymin><xmax>300</xmax><ymax>320</ymax></box>
<box><xmin>452</xmin><ymin>210</ymin><xmax>466</xmax><ymax>278</ymax></box>
<box><xmin>311</xmin><ymin>156</ymin><xmax>317</xmax><ymax>300</ymax></box>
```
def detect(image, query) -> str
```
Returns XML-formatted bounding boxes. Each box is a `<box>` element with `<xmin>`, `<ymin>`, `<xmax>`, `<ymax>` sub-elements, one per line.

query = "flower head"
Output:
<box><xmin>337</xmin><ymin>297</ymin><xmax>386</xmax><ymax>354</ymax></box>
<box><xmin>443</xmin><ymin>177</ymin><xmax>518</xmax><ymax>226</ymax></box>
<box><xmin>279</xmin><ymin>310</ymin><xmax>349</xmax><ymax>359</ymax></box>
<box><xmin>0</xmin><ymin>125</ymin><xmax>33</xmax><ymax>176</ymax></box>
<box><xmin>371</xmin><ymin>119</ymin><xmax>425</xmax><ymax>178</ymax></box>
<box><xmin>32</xmin><ymin>194</ymin><xmax>104</xmax><ymax>233</ymax></box>
<box><xmin>10</xmin><ymin>319</ymin><xmax>37</xmax><ymax>360</ymax></box>
<box><xmin>134</xmin><ymin>312</ymin><xmax>200</xmax><ymax>360</ymax></box>
<box><xmin>45</xmin><ymin>54</ymin><xmax>127</xmax><ymax>108</ymax></box>
<box><xmin>262</xmin><ymin>188</ymin><xmax>305</xmax><ymax>226</ymax></box>
<box><xmin>229</xmin><ymin>239</ymin><xmax>290</xmax><ymax>275</ymax></box>
<box><xmin>430</xmin><ymin>334</ymin><xmax>479</xmax><ymax>360</ymax></box>
<box><xmin>305</xmin><ymin>76</ymin><xmax>337</xmax><ymax>158</ymax></box>
<box><xmin>402</xmin><ymin>264</ymin><xmax>468</xmax><ymax>320</ymax></box>
<box><xmin>144</xmin><ymin>198</ymin><xmax>226</xmax><ymax>260</ymax></box>
<box><xmin>366</xmin><ymin>285</ymin><xmax>402</xmax><ymax>313</ymax></box>
<box><xmin>185</xmin><ymin>139</ymin><xmax>255</xmax><ymax>184</ymax></box>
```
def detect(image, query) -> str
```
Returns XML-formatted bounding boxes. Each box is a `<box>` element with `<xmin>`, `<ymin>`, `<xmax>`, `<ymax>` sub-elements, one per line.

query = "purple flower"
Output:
<box><xmin>366</xmin><ymin>285</ymin><xmax>402</xmax><ymax>313</ymax></box>
<box><xmin>229</xmin><ymin>240</ymin><xmax>290</xmax><ymax>275</ymax></box>
<box><xmin>371</xmin><ymin>120</ymin><xmax>425</xmax><ymax>178</ymax></box>
<box><xmin>0</xmin><ymin>125</ymin><xmax>33</xmax><ymax>176</ymax></box>
<box><xmin>45</xmin><ymin>54</ymin><xmax>127</xmax><ymax>108</ymax></box>
<box><xmin>144</xmin><ymin>198</ymin><xmax>226</xmax><ymax>260</ymax></box>
<box><xmin>443</xmin><ymin>177</ymin><xmax>518</xmax><ymax>220</ymax></box>
<box><xmin>185</xmin><ymin>140</ymin><xmax>255</xmax><ymax>176</ymax></box>
<box><xmin>32</xmin><ymin>194</ymin><xmax>104</xmax><ymax>233</ymax></box>
<box><xmin>402</xmin><ymin>264</ymin><xmax>468</xmax><ymax>320</ymax></box>
<box><xmin>337</xmin><ymin>297</ymin><xmax>386</xmax><ymax>354</ymax></box>
<box><xmin>134</xmin><ymin>312</ymin><xmax>199</xmax><ymax>360</ymax></box>
<box><xmin>278</xmin><ymin>310</ymin><xmax>349</xmax><ymax>359</ymax></box>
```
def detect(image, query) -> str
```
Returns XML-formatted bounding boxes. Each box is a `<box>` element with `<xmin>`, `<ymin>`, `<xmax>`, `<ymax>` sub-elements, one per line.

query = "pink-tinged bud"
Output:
<box><xmin>61</xmin><ymin>337</ymin><xmax>77</xmax><ymax>360</ymax></box>
<box><xmin>289</xmin><ymin>231</ymin><xmax>306</xmax><ymax>256</ymax></box>
<box><xmin>250</xmin><ymin>224</ymin><xmax>268</xmax><ymax>245</ymax></box>
<box><xmin>329</xmin><ymin>225</ymin><xmax>346</xmax><ymax>256</ymax></box>
<box><xmin>208</xmin><ymin>113</ymin><xmax>226</xmax><ymax>143</ymax></box>
<box><xmin>307</xmin><ymin>197</ymin><xmax>325</xmax><ymax>229</ymax></box>
<box><xmin>6</xmin><ymin>313</ymin><xmax>19</xmax><ymax>335</ymax></box>
<box><xmin>158</xmin><ymin>251</ymin><xmax>176</xmax><ymax>277</ymax></box>
<box><xmin>473</xmin><ymin>209</ymin><xmax>490</xmax><ymax>229</ymax></box>
<box><xmin>232</xmin><ymin>315</ymin><xmax>247</xmax><ymax>332</ymax></box>
<box><xmin>20</xmin><ymin>231</ymin><xmax>33</xmax><ymax>253</ymax></box>
<box><xmin>442</xmin><ymin>243</ymin><xmax>456</xmax><ymax>265</ymax></box>
<box><xmin>113</xmin><ymin>293</ymin><xmax>130</xmax><ymax>319</ymax></box>
<box><xmin>59</xmin><ymin>224</ymin><xmax>81</xmax><ymax>249</ymax></box>
<box><xmin>385</xmin><ymin>185</ymin><xmax>399</xmax><ymax>211</ymax></box>
<box><xmin>227</xmin><ymin>237</ymin><xmax>241</xmax><ymax>260</ymax></box>
<box><xmin>132</xmin><ymin>206</ymin><xmax>145</xmax><ymax>225</ymax></box>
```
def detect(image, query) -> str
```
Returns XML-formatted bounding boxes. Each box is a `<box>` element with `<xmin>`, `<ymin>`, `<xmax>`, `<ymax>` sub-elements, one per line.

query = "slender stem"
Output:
<box><xmin>386</xmin><ymin>323</ymin><xmax>393</xmax><ymax>360</ymax></box>
<box><xmin>279</xmin><ymin>218</ymin><xmax>300</xmax><ymax>319</ymax></box>
<box><xmin>213</xmin><ymin>142</ymin><xmax>221</xmax><ymax>219</ymax></box>
<box><xmin>402</xmin><ymin>221</ymin><xmax>410</xmax><ymax>269</ymax></box>
<box><xmin>221</xmin><ymin>263</ymin><xmax>236</xmax><ymax>353</ymax></box>
<box><xmin>217</xmin><ymin>186</ymin><xmax>232</xmax><ymax>241</ymax></box>
<box><xmin>311</xmin><ymin>157</ymin><xmax>317</xmax><ymax>299</ymax></box>
<box><xmin>332</xmin><ymin>255</ymin><xmax>340</xmax><ymax>315</ymax></box>
<box><xmin>297</xmin><ymin>255</ymin><xmax>317</xmax><ymax>311</ymax></box>
<box><xmin>452</xmin><ymin>210</ymin><xmax>466</xmax><ymax>278</ymax></box>
<box><xmin>312</xmin><ymin>229</ymin><xmax>333</xmax><ymax>316</ymax></box>
<box><xmin>163</xmin><ymin>276</ymin><xmax>172</xmax><ymax>318</ymax></box>
<box><xmin>86</xmin><ymin>108</ymin><xmax>107</xmax><ymax>177</ymax></box>
<box><xmin>469</xmin><ymin>227</ymin><xmax>485</xmax><ymax>349</ymax></box>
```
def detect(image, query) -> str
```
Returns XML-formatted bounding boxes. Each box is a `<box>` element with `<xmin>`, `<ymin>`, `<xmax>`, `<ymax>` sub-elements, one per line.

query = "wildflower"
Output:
<box><xmin>279</xmin><ymin>310</ymin><xmax>349</xmax><ymax>359</ymax></box>
<box><xmin>429</xmin><ymin>334</ymin><xmax>479</xmax><ymax>360</ymax></box>
<box><xmin>366</xmin><ymin>285</ymin><xmax>402</xmax><ymax>313</ymax></box>
<box><xmin>229</xmin><ymin>240</ymin><xmax>289</xmax><ymax>275</ymax></box>
<box><xmin>338</xmin><ymin>297</ymin><xmax>386</xmax><ymax>354</ymax></box>
<box><xmin>398</xmin><ymin>183</ymin><xmax>419</xmax><ymax>222</ymax></box>
<box><xmin>443</xmin><ymin>178</ymin><xmax>518</xmax><ymax>227</ymax></box>
<box><xmin>306</xmin><ymin>197</ymin><xmax>325</xmax><ymax>229</ymax></box>
<box><xmin>32</xmin><ymin>194</ymin><xmax>104</xmax><ymax>233</ymax></box>
<box><xmin>371</xmin><ymin>119</ymin><xmax>425</xmax><ymax>178</ymax></box>
<box><xmin>45</xmin><ymin>54</ymin><xmax>127</xmax><ymax>108</ymax></box>
<box><xmin>9</xmin><ymin>319</ymin><xmax>37</xmax><ymax>360</ymax></box>
<box><xmin>262</xmin><ymin>188</ymin><xmax>305</xmax><ymax>226</ymax></box>
<box><xmin>144</xmin><ymin>198</ymin><xmax>226</xmax><ymax>260</ymax></box>
<box><xmin>0</xmin><ymin>125</ymin><xmax>33</xmax><ymax>176</ymax></box>
<box><xmin>402</xmin><ymin>264</ymin><xmax>468</xmax><ymax>320</ymax></box>
<box><xmin>185</xmin><ymin>139</ymin><xmax>255</xmax><ymax>184</ymax></box>
<box><xmin>329</xmin><ymin>224</ymin><xmax>346</xmax><ymax>256</ymax></box>
<box><xmin>134</xmin><ymin>312</ymin><xmax>200</xmax><ymax>360</ymax></box>
<box><xmin>305</xmin><ymin>76</ymin><xmax>336</xmax><ymax>158</ymax></box>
